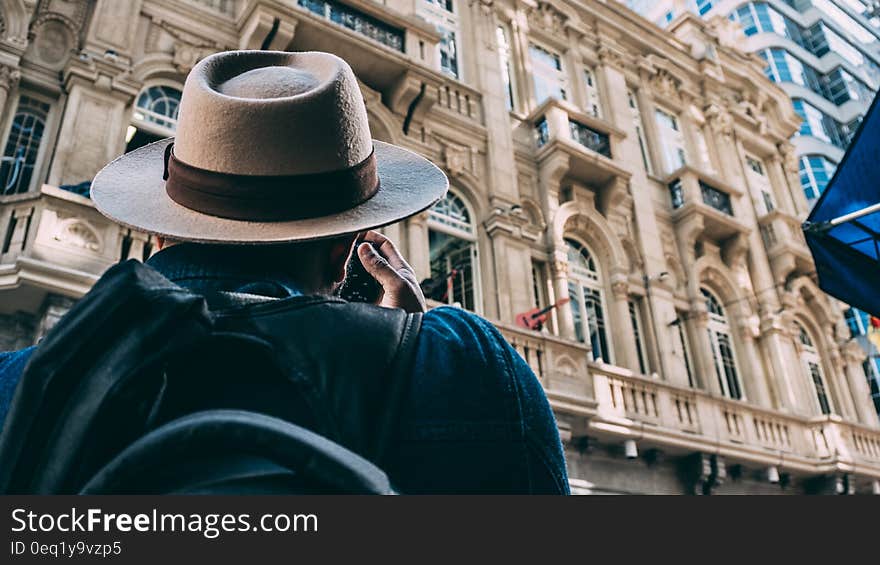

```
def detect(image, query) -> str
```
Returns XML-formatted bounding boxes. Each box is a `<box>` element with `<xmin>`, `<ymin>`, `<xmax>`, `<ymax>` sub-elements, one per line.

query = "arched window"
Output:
<box><xmin>1</xmin><ymin>95</ymin><xmax>50</xmax><ymax>194</ymax></box>
<box><xmin>566</xmin><ymin>239</ymin><xmax>611</xmax><ymax>362</ymax></box>
<box><xmin>702</xmin><ymin>288</ymin><xmax>742</xmax><ymax>399</ymax></box>
<box><xmin>797</xmin><ymin>323</ymin><xmax>832</xmax><ymax>415</ymax></box>
<box><xmin>426</xmin><ymin>191</ymin><xmax>480</xmax><ymax>312</ymax></box>
<box><xmin>126</xmin><ymin>85</ymin><xmax>182</xmax><ymax>153</ymax></box>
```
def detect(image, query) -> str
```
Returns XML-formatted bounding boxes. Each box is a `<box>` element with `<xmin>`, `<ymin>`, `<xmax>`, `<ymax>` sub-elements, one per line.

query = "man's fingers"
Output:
<box><xmin>358</xmin><ymin>242</ymin><xmax>403</xmax><ymax>288</ymax></box>
<box><xmin>362</xmin><ymin>230</ymin><xmax>409</xmax><ymax>270</ymax></box>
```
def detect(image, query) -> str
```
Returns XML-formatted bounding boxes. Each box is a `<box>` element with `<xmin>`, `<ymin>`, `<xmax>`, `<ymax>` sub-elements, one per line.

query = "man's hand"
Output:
<box><xmin>358</xmin><ymin>230</ymin><xmax>426</xmax><ymax>314</ymax></box>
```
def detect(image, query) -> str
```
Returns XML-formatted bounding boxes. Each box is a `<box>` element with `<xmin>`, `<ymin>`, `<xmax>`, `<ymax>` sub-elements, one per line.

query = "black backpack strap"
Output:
<box><xmin>0</xmin><ymin>261</ymin><xmax>211</xmax><ymax>493</ymax></box>
<box><xmin>0</xmin><ymin>259</ymin><xmax>423</xmax><ymax>494</ymax></box>
<box><xmin>210</xmin><ymin>298</ymin><xmax>423</xmax><ymax>466</ymax></box>
<box><xmin>369</xmin><ymin>307</ymin><xmax>422</xmax><ymax>466</ymax></box>
<box><xmin>80</xmin><ymin>410</ymin><xmax>394</xmax><ymax>494</ymax></box>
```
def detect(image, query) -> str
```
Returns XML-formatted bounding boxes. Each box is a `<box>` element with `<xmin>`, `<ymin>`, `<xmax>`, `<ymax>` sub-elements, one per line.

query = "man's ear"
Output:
<box><xmin>328</xmin><ymin>233</ymin><xmax>361</xmax><ymax>285</ymax></box>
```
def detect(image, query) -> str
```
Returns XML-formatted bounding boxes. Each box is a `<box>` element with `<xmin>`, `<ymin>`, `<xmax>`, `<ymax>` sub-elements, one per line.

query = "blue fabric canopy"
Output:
<box><xmin>804</xmin><ymin>93</ymin><xmax>880</xmax><ymax>317</ymax></box>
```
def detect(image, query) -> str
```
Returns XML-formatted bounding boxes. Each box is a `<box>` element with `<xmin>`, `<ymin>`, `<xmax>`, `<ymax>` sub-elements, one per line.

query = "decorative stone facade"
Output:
<box><xmin>1</xmin><ymin>0</ymin><xmax>879</xmax><ymax>494</ymax></box>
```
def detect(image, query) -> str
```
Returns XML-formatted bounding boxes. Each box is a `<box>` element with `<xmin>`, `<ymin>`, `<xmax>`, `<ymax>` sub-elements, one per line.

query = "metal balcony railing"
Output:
<box><xmin>568</xmin><ymin>120</ymin><xmax>611</xmax><ymax>158</ymax></box>
<box><xmin>535</xmin><ymin>117</ymin><xmax>612</xmax><ymax>159</ymax></box>
<box><xmin>669</xmin><ymin>179</ymin><xmax>684</xmax><ymax>210</ymax></box>
<box><xmin>700</xmin><ymin>181</ymin><xmax>733</xmax><ymax>216</ymax></box>
<box><xmin>298</xmin><ymin>0</ymin><xmax>405</xmax><ymax>52</ymax></box>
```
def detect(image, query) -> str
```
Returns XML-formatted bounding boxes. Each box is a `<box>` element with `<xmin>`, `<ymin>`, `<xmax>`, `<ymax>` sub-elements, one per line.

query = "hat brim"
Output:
<box><xmin>91</xmin><ymin>138</ymin><xmax>448</xmax><ymax>244</ymax></box>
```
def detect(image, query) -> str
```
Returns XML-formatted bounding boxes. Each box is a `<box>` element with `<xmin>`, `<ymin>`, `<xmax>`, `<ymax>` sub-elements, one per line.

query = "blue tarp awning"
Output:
<box><xmin>804</xmin><ymin>92</ymin><xmax>880</xmax><ymax>317</ymax></box>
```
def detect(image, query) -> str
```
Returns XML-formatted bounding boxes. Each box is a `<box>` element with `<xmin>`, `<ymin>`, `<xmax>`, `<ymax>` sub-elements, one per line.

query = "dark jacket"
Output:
<box><xmin>0</xmin><ymin>244</ymin><xmax>569</xmax><ymax>494</ymax></box>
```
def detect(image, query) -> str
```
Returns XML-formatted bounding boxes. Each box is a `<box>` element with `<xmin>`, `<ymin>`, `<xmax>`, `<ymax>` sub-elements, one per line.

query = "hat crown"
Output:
<box><xmin>173</xmin><ymin>51</ymin><xmax>373</xmax><ymax>176</ymax></box>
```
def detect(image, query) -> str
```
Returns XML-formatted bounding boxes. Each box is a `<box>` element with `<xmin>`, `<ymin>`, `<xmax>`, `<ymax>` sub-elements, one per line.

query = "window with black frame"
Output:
<box><xmin>702</xmin><ymin>288</ymin><xmax>743</xmax><ymax>400</ymax></box>
<box><xmin>425</xmin><ymin>191</ymin><xmax>480</xmax><ymax>312</ymax></box>
<box><xmin>566</xmin><ymin>239</ymin><xmax>611</xmax><ymax>363</ymax></box>
<box><xmin>1</xmin><ymin>95</ymin><xmax>50</xmax><ymax>195</ymax></box>
<box><xmin>797</xmin><ymin>322</ymin><xmax>833</xmax><ymax>415</ymax></box>
<box><xmin>126</xmin><ymin>85</ymin><xmax>182</xmax><ymax>153</ymax></box>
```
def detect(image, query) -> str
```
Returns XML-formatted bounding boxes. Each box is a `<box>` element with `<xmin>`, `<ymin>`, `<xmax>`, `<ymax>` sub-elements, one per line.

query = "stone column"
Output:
<box><xmin>610</xmin><ymin>277</ymin><xmax>640</xmax><ymax>372</ymax></box>
<box><xmin>550</xmin><ymin>248</ymin><xmax>575</xmax><ymax>341</ymax></box>
<box><xmin>689</xmin><ymin>308</ymin><xmax>721</xmax><ymax>395</ymax></box>
<box><xmin>0</xmin><ymin>65</ymin><xmax>22</xmax><ymax>125</ymax></box>
<box><xmin>635</xmin><ymin>85</ymin><xmax>665</xmax><ymax>178</ymax></box>
<box><xmin>47</xmin><ymin>0</ymin><xmax>144</xmax><ymax>187</ymax></box>
<box><xmin>482</xmin><ymin>212</ymin><xmax>546</xmax><ymax>324</ymax></box>
<box><xmin>47</xmin><ymin>59</ymin><xmax>140</xmax><ymax>187</ymax></box>
<box><xmin>406</xmin><ymin>211</ymin><xmax>431</xmax><ymax>281</ymax></box>
<box><xmin>826</xmin><ymin>342</ymin><xmax>859</xmax><ymax>421</ymax></box>
<box><xmin>468</xmin><ymin>1</ymin><xmax>519</xmax><ymax>205</ymax></box>
<box><xmin>678</xmin><ymin>103</ymin><xmax>704</xmax><ymax>172</ymax></box>
<box><xmin>124</xmin><ymin>229</ymin><xmax>152</xmax><ymax>262</ymax></box>
<box><xmin>757</xmin><ymin>314</ymin><xmax>800</xmax><ymax>412</ymax></box>
<box><xmin>598</xmin><ymin>55</ymin><xmax>679</xmax><ymax>382</ymax></box>
<box><xmin>766</xmin><ymin>156</ymin><xmax>797</xmax><ymax>215</ymax></box>
<box><xmin>510</xmin><ymin>12</ymin><xmax>536</xmax><ymax>112</ymax></box>
<box><xmin>841</xmin><ymin>341</ymin><xmax>880</xmax><ymax>426</ymax></box>
<box><xmin>562</xmin><ymin>30</ymin><xmax>587</xmax><ymax>111</ymax></box>
<box><xmin>736</xmin><ymin>318</ymin><xmax>773</xmax><ymax>407</ymax></box>
<box><xmin>779</xmin><ymin>142</ymin><xmax>810</xmax><ymax>216</ymax></box>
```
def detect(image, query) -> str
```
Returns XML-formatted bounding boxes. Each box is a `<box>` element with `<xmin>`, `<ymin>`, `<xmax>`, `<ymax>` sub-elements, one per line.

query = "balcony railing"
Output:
<box><xmin>0</xmin><ymin>185</ymin><xmax>151</xmax><ymax>296</ymax></box>
<box><xmin>527</xmin><ymin>99</ymin><xmax>627</xmax><ymax>189</ymax></box>
<box><xmin>671</xmin><ymin>178</ymin><xmax>734</xmax><ymax>216</ymax></box>
<box><xmin>664</xmin><ymin>167</ymin><xmax>749</xmax><ymax>244</ymax></box>
<box><xmin>535</xmin><ymin>117</ymin><xmax>611</xmax><ymax>159</ymax></box>
<box><xmin>568</xmin><ymin>120</ymin><xmax>611</xmax><ymax>158</ymax></box>
<box><xmin>669</xmin><ymin>179</ymin><xmax>684</xmax><ymax>210</ymax></box>
<box><xmin>189</xmin><ymin>0</ymin><xmax>237</xmax><ymax>15</ymax></box>
<box><xmin>758</xmin><ymin>209</ymin><xmax>814</xmax><ymax>281</ymax></box>
<box><xmin>700</xmin><ymin>181</ymin><xmax>733</xmax><ymax>216</ymax></box>
<box><xmin>298</xmin><ymin>0</ymin><xmax>405</xmax><ymax>52</ymax></box>
<box><xmin>496</xmin><ymin>322</ymin><xmax>880</xmax><ymax>475</ymax></box>
<box><xmin>536</xmin><ymin>118</ymin><xmax>550</xmax><ymax>148</ymax></box>
<box><xmin>497</xmin><ymin>322</ymin><xmax>596</xmax><ymax>412</ymax></box>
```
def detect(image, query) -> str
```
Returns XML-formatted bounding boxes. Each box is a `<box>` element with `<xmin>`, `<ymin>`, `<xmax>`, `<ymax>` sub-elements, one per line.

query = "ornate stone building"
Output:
<box><xmin>1</xmin><ymin>0</ymin><xmax>879</xmax><ymax>493</ymax></box>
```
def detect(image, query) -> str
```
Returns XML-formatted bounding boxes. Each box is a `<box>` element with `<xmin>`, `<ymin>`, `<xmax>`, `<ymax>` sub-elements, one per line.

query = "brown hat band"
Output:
<box><xmin>163</xmin><ymin>143</ymin><xmax>380</xmax><ymax>221</ymax></box>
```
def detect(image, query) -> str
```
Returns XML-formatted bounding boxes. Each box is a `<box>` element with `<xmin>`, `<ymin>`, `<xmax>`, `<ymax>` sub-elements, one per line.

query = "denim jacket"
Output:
<box><xmin>0</xmin><ymin>244</ymin><xmax>569</xmax><ymax>494</ymax></box>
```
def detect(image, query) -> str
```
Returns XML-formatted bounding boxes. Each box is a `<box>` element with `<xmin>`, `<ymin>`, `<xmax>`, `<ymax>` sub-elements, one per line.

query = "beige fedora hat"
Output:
<box><xmin>92</xmin><ymin>50</ymin><xmax>448</xmax><ymax>244</ymax></box>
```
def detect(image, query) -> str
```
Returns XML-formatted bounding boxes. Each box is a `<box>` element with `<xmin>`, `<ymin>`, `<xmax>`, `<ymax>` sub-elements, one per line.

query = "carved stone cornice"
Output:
<box><xmin>650</xmin><ymin>68</ymin><xmax>682</xmax><ymax>104</ymax></box>
<box><xmin>842</xmin><ymin>339</ymin><xmax>868</xmax><ymax>364</ymax></box>
<box><xmin>597</xmin><ymin>43</ymin><xmax>628</xmax><ymax>72</ymax></box>
<box><xmin>0</xmin><ymin>64</ymin><xmax>21</xmax><ymax>91</ymax></box>
<box><xmin>704</xmin><ymin>102</ymin><xmax>733</xmax><ymax>139</ymax></box>
<box><xmin>778</xmin><ymin>142</ymin><xmax>799</xmax><ymax>176</ymax></box>
<box><xmin>610</xmin><ymin>277</ymin><xmax>629</xmax><ymax>300</ymax></box>
<box><xmin>526</xmin><ymin>1</ymin><xmax>570</xmax><ymax>36</ymax></box>
<box><xmin>63</xmin><ymin>55</ymin><xmax>140</xmax><ymax>99</ymax></box>
<box><xmin>737</xmin><ymin>314</ymin><xmax>760</xmax><ymax>341</ymax></box>
<box><xmin>172</xmin><ymin>42</ymin><xmax>219</xmax><ymax>74</ymax></box>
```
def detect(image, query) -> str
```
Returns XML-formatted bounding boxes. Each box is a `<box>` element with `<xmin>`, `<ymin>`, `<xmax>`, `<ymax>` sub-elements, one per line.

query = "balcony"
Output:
<box><xmin>0</xmin><ymin>185</ymin><xmax>148</xmax><ymax>309</ymax></box>
<box><xmin>758</xmin><ymin>209</ymin><xmax>814</xmax><ymax>283</ymax></box>
<box><xmin>237</xmin><ymin>0</ymin><xmax>484</xmax><ymax>128</ymax></box>
<box><xmin>665</xmin><ymin>166</ymin><xmax>749</xmax><ymax>253</ymax></box>
<box><xmin>497</xmin><ymin>321</ymin><xmax>880</xmax><ymax>476</ymax></box>
<box><xmin>298</xmin><ymin>0</ymin><xmax>405</xmax><ymax>52</ymax></box>
<box><xmin>497</xmin><ymin>323</ymin><xmax>597</xmax><ymax>438</ymax></box>
<box><xmin>527</xmin><ymin>98</ymin><xmax>630</xmax><ymax>189</ymax></box>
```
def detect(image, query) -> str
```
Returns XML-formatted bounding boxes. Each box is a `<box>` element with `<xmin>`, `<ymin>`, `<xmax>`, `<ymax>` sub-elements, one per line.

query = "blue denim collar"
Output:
<box><xmin>145</xmin><ymin>243</ymin><xmax>303</xmax><ymax>298</ymax></box>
